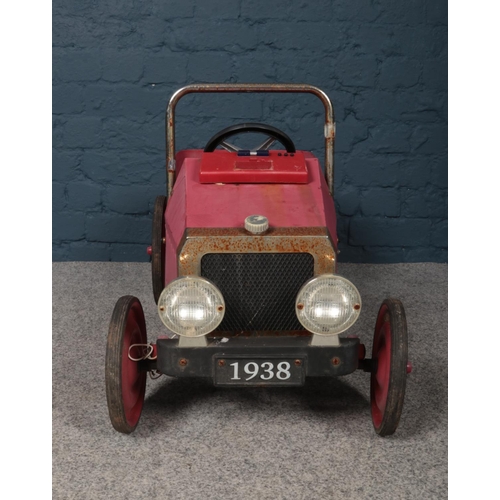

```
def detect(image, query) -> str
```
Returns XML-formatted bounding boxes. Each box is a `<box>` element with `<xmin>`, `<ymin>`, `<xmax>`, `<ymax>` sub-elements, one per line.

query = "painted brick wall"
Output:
<box><xmin>52</xmin><ymin>0</ymin><xmax>447</xmax><ymax>263</ymax></box>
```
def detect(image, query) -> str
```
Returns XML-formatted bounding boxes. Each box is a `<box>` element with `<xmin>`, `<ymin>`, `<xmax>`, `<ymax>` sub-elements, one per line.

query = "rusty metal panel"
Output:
<box><xmin>178</xmin><ymin>226</ymin><xmax>336</xmax><ymax>277</ymax></box>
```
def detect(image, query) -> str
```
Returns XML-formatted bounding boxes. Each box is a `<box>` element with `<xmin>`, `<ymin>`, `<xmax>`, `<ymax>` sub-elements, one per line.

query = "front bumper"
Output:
<box><xmin>155</xmin><ymin>336</ymin><xmax>361</xmax><ymax>383</ymax></box>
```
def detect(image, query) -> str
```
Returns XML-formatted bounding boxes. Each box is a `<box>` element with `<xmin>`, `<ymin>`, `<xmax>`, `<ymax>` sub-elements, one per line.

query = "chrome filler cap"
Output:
<box><xmin>244</xmin><ymin>215</ymin><xmax>269</xmax><ymax>234</ymax></box>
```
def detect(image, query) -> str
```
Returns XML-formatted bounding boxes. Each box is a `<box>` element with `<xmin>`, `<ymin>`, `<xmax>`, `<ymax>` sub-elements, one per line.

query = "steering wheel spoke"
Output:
<box><xmin>220</xmin><ymin>141</ymin><xmax>241</xmax><ymax>153</ymax></box>
<box><xmin>255</xmin><ymin>137</ymin><xmax>276</xmax><ymax>151</ymax></box>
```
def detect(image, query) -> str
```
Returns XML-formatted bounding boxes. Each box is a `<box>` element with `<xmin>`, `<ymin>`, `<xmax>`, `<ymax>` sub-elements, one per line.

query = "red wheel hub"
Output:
<box><xmin>121</xmin><ymin>301</ymin><xmax>147</xmax><ymax>428</ymax></box>
<box><xmin>371</xmin><ymin>306</ymin><xmax>391</xmax><ymax>429</ymax></box>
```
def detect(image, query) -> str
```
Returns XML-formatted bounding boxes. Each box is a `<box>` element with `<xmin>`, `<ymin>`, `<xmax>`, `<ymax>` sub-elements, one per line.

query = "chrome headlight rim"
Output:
<box><xmin>295</xmin><ymin>274</ymin><xmax>362</xmax><ymax>335</ymax></box>
<box><xmin>157</xmin><ymin>276</ymin><xmax>225</xmax><ymax>337</ymax></box>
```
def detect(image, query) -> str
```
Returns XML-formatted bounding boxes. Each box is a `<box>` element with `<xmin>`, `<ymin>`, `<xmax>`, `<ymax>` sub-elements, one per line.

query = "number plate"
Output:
<box><xmin>214</xmin><ymin>357</ymin><xmax>305</xmax><ymax>387</ymax></box>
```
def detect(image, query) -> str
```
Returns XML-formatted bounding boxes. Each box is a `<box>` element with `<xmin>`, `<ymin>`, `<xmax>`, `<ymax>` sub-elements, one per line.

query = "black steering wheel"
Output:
<box><xmin>203</xmin><ymin>123</ymin><xmax>296</xmax><ymax>153</ymax></box>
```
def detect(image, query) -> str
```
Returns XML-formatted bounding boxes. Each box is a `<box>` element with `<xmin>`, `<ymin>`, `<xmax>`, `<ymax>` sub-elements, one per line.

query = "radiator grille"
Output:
<box><xmin>201</xmin><ymin>253</ymin><xmax>314</xmax><ymax>332</ymax></box>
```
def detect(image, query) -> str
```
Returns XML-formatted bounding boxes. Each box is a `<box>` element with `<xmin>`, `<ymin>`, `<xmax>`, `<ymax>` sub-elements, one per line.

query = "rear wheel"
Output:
<box><xmin>151</xmin><ymin>195</ymin><xmax>167</xmax><ymax>303</ymax></box>
<box><xmin>105</xmin><ymin>296</ymin><xmax>148</xmax><ymax>434</ymax></box>
<box><xmin>370</xmin><ymin>298</ymin><xmax>408</xmax><ymax>436</ymax></box>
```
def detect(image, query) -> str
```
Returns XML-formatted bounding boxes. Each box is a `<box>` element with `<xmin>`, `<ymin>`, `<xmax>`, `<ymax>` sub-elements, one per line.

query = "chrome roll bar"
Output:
<box><xmin>165</xmin><ymin>83</ymin><xmax>335</xmax><ymax>199</ymax></box>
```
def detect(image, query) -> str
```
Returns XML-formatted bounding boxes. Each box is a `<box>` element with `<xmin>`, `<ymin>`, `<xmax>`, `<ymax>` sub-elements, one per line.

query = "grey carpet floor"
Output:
<box><xmin>53</xmin><ymin>262</ymin><xmax>447</xmax><ymax>500</ymax></box>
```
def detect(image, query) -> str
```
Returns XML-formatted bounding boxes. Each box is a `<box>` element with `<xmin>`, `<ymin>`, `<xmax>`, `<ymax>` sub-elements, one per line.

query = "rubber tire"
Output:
<box><xmin>151</xmin><ymin>195</ymin><xmax>167</xmax><ymax>304</ymax></box>
<box><xmin>370</xmin><ymin>298</ymin><xmax>408</xmax><ymax>437</ymax></box>
<box><xmin>105</xmin><ymin>296</ymin><xmax>147</xmax><ymax>434</ymax></box>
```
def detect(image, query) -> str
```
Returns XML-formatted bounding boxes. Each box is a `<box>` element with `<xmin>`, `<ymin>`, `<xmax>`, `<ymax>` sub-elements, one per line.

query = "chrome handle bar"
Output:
<box><xmin>165</xmin><ymin>83</ymin><xmax>335</xmax><ymax>199</ymax></box>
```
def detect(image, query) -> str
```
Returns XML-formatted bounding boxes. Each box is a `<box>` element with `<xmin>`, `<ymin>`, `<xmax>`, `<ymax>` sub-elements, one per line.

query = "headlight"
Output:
<box><xmin>295</xmin><ymin>274</ymin><xmax>361</xmax><ymax>335</ymax></box>
<box><xmin>158</xmin><ymin>276</ymin><xmax>225</xmax><ymax>337</ymax></box>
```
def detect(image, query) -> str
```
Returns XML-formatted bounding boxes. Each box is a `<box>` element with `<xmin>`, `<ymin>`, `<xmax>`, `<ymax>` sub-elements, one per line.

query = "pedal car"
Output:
<box><xmin>105</xmin><ymin>83</ymin><xmax>411</xmax><ymax>436</ymax></box>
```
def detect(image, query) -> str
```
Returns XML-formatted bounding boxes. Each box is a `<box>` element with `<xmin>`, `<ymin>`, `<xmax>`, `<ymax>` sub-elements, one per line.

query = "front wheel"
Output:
<box><xmin>105</xmin><ymin>296</ymin><xmax>148</xmax><ymax>434</ymax></box>
<box><xmin>370</xmin><ymin>298</ymin><xmax>409</xmax><ymax>436</ymax></box>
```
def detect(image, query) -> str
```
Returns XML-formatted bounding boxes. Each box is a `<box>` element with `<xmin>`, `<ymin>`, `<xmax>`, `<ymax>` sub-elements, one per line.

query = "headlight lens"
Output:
<box><xmin>295</xmin><ymin>274</ymin><xmax>361</xmax><ymax>335</ymax></box>
<box><xmin>158</xmin><ymin>276</ymin><xmax>225</xmax><ymax>337</ymax></box>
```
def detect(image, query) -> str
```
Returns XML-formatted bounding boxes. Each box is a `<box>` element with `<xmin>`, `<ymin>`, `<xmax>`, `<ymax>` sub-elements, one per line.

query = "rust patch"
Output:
<box><xmin>178</xmin><ymin>227</ymin><xmax>336</xmax><ymax>276</ymax></box>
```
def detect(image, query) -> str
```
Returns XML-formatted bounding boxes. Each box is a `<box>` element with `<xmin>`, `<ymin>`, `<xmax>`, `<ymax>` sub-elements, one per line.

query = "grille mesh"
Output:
<box><xmin>201</xmin><ymin>253</ymin><xmax>314</xmax><ymax>332</ymax></box>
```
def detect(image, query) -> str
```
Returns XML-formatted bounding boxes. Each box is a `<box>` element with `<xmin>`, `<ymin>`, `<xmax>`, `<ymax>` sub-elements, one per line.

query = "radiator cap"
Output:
<box><xmin>245</xmin><ymin>215</ymin><xmax>269</xmax><ymax>234</ymax></box>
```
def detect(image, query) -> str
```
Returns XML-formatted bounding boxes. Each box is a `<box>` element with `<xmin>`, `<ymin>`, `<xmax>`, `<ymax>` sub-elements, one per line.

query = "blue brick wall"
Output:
<box><xmin>52</xmin><ymin>0</ymin><xmax>447</xmax><ymax>263</ymax></box>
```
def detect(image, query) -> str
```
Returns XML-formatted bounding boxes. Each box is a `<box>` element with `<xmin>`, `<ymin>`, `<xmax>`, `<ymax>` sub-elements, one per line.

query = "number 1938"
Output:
<box><xmin>230</xmin><ymin>361</ymin><xmax>292</xmax><ymax>381</ymax></box>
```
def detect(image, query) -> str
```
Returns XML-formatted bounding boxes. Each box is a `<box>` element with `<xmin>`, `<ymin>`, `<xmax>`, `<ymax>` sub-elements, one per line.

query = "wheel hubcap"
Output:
<box><xmin>121</xmin><ymin>303</ymin><xmax>147</xmax><ymax>427</ymax></box>
<box><xmin>371</xmin><ymin>306</ymin><xmax>392</xmax><ymax>429</ymax></box>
